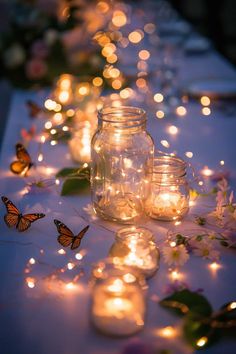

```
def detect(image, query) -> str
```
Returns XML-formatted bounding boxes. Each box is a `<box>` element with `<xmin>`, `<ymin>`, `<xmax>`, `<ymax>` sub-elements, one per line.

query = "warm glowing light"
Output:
<box><xmin>161</xmin><ymin>140</ymin><xmax>170</xmax><ymax>148</ymax></box>
<box><xmin>58</xmin><ymin>249</ymin><xmax>66</xmax><ymax>255</ymax></box>
<box><xmin>176</xmin><ymin>106</ymin><xmax>187</xmax><ymax>116</ymax></box>
<box><xmin>112</xmin><ymin>10</ymin><xmax>127</xmax><ymax>27</ymax></box>
<box><xmin>198</xmin><ymin>181</ymin><xmax>204</xmax><ymax>186</ymax></box>
<box><xmin>196</xmin><ymin>336</ymin><xmax>208</xmax><ymax>347</ymax></box>
<box><xmin>93</xmin><ymin>77</ymin><xmax>103</xmax><ymax>87</ymax></box>
<box><xmin>29</xmin><ymin>258</ymin><xmax>36</xmax><ymax>265</ymax></box>
<box><xmin>67</xmin><ymin>262</ymin><xmax>75</xmax><ymax>270</ymax></box>
<box><xmin>200</xmin><ymin>96</ymin><xmax>211</xmax><ymax>106</ymax></box>
<box><xmin>110</xmin><ymin>68</ymin><xmax>120</xmax><ymax>78</ymax></box>
<box><xmin>96</xmin><ymin>1</ymin><xmax>109</xmax><ymax>13</ymax></box>
<box><xmin>185</xmin><ymin>151</ymin><xmax>193</xmax><ymax>158</ymax></box>
<box><xmin>75</xmin><ymin>252</ymin><xmax>83</xmax><ymax>260</ymax></box>
<box><xmin>154</xmin><ymin>93</ymin><xmax>164</xmax><ymax>103</ymax></box>
<box><xmin>156</xmin><ymin>110</ymin><xmax>165</xmax><ymax>119</ymax></box>
<box><xmin>201</xmin><ymin>166</ymin><xmax>214</xmax><ymax>177</ymax></box>
<box><xmin>54</xmin><ymin>103</ymin><xmax>62</xmax><ymax>112</ymax></box>
<box><xmin>170</xmin><ymin>241</ymin><xmax>177</xmax><ymax>247</ymax></box>
<box><xmin>44</xmin><ymin>99</ymin><xmax>57</xmax><ymax>110</ymax></box>
<box><xmin>112</xmin><ymin>79</ymin><xmax>122</xmax><ymax>90</ymax></box>
<box><xmin>62</xmin><ymin>126</ymin><xmax>69</xmax><ymax>131</ymax></box>
<box><xmin>55</xmin><ymin>179</ymin><xmax>60</xmax><ymax>185</ymax></box>
<box><xmin>128</xmin><ymin>31</ymin><xmax>143</xmax><ymax>44</ymax></box>
<box><xmin>138</xmin><ymin>50</ymin><xmax>150</xmax><ymax>60</ymax></box>
<box><xmin>38</xmin><ymin>153</ymin><xmax>43</xmax><ymax>162</ymax></box>
<box><xmin>168</xmin><ymin>125</ymin><xmax>178</xmax><ymax>135</ymax></box>
<box><xmin>228</xmin><ymin>302</ymin><xmax>236</xmax><ymax>310</ymax></box>
<box><xmin>50</xmin><ymin>129</ymin><xmax>57</xmax><ymax>135</ymax></box>
<box><xmin>40</xmin><ymin>135</ymin><xmax>46</xmax><ymax>143</ymax></box>
<box><xmin>209</xmin><ymin>262</ymin><xmax>221</xmax><ymax>272</ymax></box>
<box><xmin>26</xmin><ymin>277</ymin><xmax>35</xmax><ymax>288</ymax></box>
<box><xmin>157</xmin><ymin>326</ymin><xmax>177</xmax><ymax>338</ymax></box>
<box><xmin>66</xmin><ymin>109</ymin><xmax>75</xmax><ymax>117</ymax></box>
<box><xmin>175</xmin><ymin>221</ymin><xmax>182</xmax><ymax>226</ymax></box>
<box><xmin>107</xmin><ymin>54</ymin><xmax>118</xmax><ymax>63</ymax></box>
<box><xmin>220</xmin><ymin>160</ymin><xmax>225</xmax><ymax>166</ymax></box>
<box><xmin>65</xmin><ymin>282</ymin><xmax>75</xmax><ymax>290</ymax></box>
<box><xmin>45</xmin><ymin>121</ymin><xmax>52</xmax><ymax>129</ymax></box>
<box><xmin>78</xmin><ymin>86</ymin><xmax>89</xmax><ymax>96</ymax></box>
<box><xmin>202</xmin><ymin>107</ymin><xmax>211</xmax><ymax>116</ymax></box>
<box><xmin>58</xmin><ymin>90</ymin><xmax>70</xmax><ymax>104</ymax></box>
<box><xmin>170</xmin><ymin>270</ymin><xmax>182</xmax><ymax>280</ymax></box>
<box><xmin>50</xmin><ymin>140</ymin><xmax>57</xmax><ymax>146</ymax></box>
<box><xmin>136</xmin><ymin>78</ymin><xmax>147</xmax><ymax>89</ymax></box>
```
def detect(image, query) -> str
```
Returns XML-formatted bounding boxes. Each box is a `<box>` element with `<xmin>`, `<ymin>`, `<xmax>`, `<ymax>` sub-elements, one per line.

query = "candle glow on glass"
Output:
<box><xmin>201</xmin><ymin>166</ymin><xmax>214</xmax><ymax>177</ymax></box>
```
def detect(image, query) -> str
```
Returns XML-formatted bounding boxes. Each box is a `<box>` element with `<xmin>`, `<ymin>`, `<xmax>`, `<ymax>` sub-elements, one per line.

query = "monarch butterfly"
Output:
<box><xmin>54</xmin><ymin>219</ymin><xmax>89</xmax><ymax>250</ymax></box>
<box><xmin>10</xmin><ymin>143</ymin><xmax>33</xmax><ymax>176</ymax></box>
<box><xmin>1</xmin><ymin>196</ymin><xmax>45</xmax><ymax>232</ymax></box>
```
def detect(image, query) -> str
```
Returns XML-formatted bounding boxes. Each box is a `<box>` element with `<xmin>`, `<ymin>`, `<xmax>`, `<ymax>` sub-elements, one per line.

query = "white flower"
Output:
<box><xmin>162</xmin><ymin>244</ymin><xmax>189</xmax><ymax>267</ymax></box>
<box><xmin>193</xmin><ymin>241</ymin><xmax>220</xmax><ymax>261</ymax></box>
<box><xmin>4</xmin><ymin>43</ymin><xmax>25</xmax><ymax>68</ymax></box>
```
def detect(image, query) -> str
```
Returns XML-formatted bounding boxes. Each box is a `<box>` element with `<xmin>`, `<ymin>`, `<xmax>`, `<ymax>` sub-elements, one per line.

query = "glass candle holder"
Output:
<box><xmin>90</xmin><ymin>106</ymin><xmax>154</xmax><ymax>224</ymax></box>
<box><xmin>68</xmin><ymin>121</ymin><xmax>97</xmax><ymax>163</ymax></box>
<box><xmin>90</xmin><ymin>259</ymin><xmax>146</xmax><ymax>336</ymax></box>
<box><xmin>109</xmin><ymin>226</ymin><xmax>159</xmax><ymax>278</ymax></box>
<box><xmin>145</xmin><ymin>155</ymin><xmax>189</xmax><ymax>221</ymax></box>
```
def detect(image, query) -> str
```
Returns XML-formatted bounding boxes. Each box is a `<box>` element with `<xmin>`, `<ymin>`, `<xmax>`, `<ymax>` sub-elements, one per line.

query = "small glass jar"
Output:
<box><xmin>90</xmin><ymin>259</ymin><xmax>146</xmax><ymax>336</ymax></box>
<box><xmin>90</xmin><ymin>106</ymin><xmax>154</xmax><ymax>224</ymax></box>
<box><xmin>109</xmin><ymin>226</ymin><xmax>159</xmax><ymax>278</ymax></box>
<box><xmin>145</xmin><ymin>155</ymin><xmax>189</xmax><ymax>221</ymax></box>
<box><xmin>68</xmin><ymin>121</ymin><xmax>97</xmax><ymax>163</ymax></box>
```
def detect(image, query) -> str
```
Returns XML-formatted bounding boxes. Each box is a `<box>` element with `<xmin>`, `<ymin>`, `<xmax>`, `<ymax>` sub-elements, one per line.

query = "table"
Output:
<box><xmin>1</xmin><ymin>8</ymin><xmax>236</xmax><ymax>354</ymax></box>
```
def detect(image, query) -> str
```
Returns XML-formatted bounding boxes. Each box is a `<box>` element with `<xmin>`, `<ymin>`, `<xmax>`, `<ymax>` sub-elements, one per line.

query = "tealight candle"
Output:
<box><xmin>145</xmin><ymin>156</ymin><xmax>189</xmax><ymax>221</ymax></box>
<box><xmin>109</xmin><ymin>226</ymin><xmax>159</xmax><ymax>278</ymax></box>
<box><xmin>90</xmin><ymin>260</ymin><xmax>146</xmax><ymax>336</ymax></box>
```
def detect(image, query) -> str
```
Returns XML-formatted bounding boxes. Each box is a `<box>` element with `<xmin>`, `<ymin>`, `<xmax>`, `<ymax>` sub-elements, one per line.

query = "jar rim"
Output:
<box><xmin>98</xmin><ymin>106</ymin><xmax>146</xmax><ymax>124</ymax></box>
<box><xmin>153</xmin><ymin>155</ymin><xmax>187</xmax><ymax>175</ymax></box>
<box><xmin>116</xmin><ymin>226</ymin><xmax>154</xmax><ymax>242</ymax></box>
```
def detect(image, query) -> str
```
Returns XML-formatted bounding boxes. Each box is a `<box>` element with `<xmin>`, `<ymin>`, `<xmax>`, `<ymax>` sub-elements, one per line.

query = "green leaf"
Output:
<box><xmin>56</xmin><ymin>167</ymin><xmax>80</xmax><ymax>178</ymax></box>
<box><xmin>183</xmin><ymin>312</ymin><xmax>218</xmax><ymax>349</ymax></box>
<box><xmin>160</xmin><ymin>289</ymin><xmax>212</xmax><ymax>317</ymax></box>
<box><xmin>61</xmin><ymin>178</ymin><xmax>90</xmax><ymax>196</ymax></box>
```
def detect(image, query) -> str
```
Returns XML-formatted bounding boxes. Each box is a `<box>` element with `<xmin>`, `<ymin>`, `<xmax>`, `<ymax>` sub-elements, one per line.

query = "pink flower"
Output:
<box><xmin>31</xmin><ymin>40</ymin><xmax>49</xmax><ymax>59</ymax></box>
<box><xmin>25</xmin><ymin>58</ymin><xmax>47</xmax><ymax>80</ymax></box>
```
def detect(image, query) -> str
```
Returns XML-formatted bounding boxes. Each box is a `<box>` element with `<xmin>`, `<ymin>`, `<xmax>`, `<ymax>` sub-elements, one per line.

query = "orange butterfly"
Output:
<box><xmin>10</xmin><ymin>143</ymin><xmax>33</xmax><ymax>176</ymax></box>
<box><xmin>54</xmin><ymin>219</ymin><xmax>89</xmax><ymax>250</ymax></box>
<box><xmin>1</xmin><ymin>196</ymin><xmax>45</xmax><ymax>232</ymax></box>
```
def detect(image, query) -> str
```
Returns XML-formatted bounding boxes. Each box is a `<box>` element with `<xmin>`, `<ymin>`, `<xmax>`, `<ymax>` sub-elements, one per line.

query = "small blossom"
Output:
<box><xmin>192</xmin><ymin>241</ymin><xmax>220</xmax><ymax>261</ymax></box>
<box><xmin>162</xmin><ymin>244</ymin><xmax>189</xmax><ymax>267</ymax></box>
<box><xmin>25</xmin><ymin>58</ymin><xmax>47</xmax><ymax>80</ymax></box>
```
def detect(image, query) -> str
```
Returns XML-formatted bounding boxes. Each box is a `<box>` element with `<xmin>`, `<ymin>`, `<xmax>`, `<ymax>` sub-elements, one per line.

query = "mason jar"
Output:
<box><xmin>90</xmin><ymin>106</ymin><xmax>154</xmax><ymax>223</ymax></box>
<box><xmin>145</xmin><ymin>155</ymin><xmax>189</xmax><ymax>221</ymax></box>
<box><xmin>90</xmin><ymin>259</ymin><xmax>146</xmax><ymax>336</ymax></box>
<box><xmin>109</xmin><ymin>226</ymin><xmax>160</xmax><ymax>278</ymax></box>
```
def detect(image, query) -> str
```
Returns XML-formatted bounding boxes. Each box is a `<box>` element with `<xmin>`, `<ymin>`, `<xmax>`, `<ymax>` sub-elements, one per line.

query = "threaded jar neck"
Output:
<box><xmin>98</xmin><ymin>106</ymin><xmax>146</xmax><ymax>129</ymax></box>
<box><xmin>153</xmin><ymin>155</ymin><xmax>187</xmax><ymax>184</ymax></box>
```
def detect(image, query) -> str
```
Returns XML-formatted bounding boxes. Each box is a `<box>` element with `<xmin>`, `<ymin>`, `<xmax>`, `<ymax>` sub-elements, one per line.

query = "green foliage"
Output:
<box><xmin>56</xmin><ymin>165</ymin><xmax>90</xmax><ymax>195</ymax></box>
<box><xmin>160</xmin><ymin>289</ymin><xmax>236</xmax><ymax>350</ymax></box>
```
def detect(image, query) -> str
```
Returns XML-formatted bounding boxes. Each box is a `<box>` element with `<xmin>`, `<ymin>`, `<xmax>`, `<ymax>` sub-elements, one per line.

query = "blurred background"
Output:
<box><xmin>0</xmin><ymin>0</ymin><xmax>235</xmax><ymax>146</ymax></box>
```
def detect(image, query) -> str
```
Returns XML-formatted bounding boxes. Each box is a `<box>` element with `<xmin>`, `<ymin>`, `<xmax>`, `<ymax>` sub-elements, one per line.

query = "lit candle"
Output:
<box><xmin>145</xmin><ymin>156</ymin><xmax>189</xmax><ymax>221</ymax></box>
<box><xmin>91</xmin><ymin>261</ymin><xmax>146</xmax><ymax>336</ymax></box>
<box><xmin>109</xmin><ymin>226</ymin><xmax>159</xmax><ymax>278</ymax></box>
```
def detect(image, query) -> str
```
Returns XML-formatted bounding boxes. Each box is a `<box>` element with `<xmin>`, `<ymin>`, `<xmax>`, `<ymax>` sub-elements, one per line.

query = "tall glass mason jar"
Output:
<box><xmin>91</xmin><ymin>106</ymin><xmax>154</xmax><ymax>223</ymax></box>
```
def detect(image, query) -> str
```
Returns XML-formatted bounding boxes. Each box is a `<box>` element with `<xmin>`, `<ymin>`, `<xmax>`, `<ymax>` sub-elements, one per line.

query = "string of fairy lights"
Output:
<box><xmin>2</xmin><ymin>0</ymin><xmax>235</xmax><ymax>349</ymax></box>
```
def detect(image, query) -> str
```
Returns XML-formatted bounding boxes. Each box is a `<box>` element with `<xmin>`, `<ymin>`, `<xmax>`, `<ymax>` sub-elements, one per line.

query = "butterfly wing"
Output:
<box><xmin>71</xmin><ymin>225</ymin><xmax>89</xmax><ymax>250</ymax></box>
<box><xmin>17</xmin><ymin>213</ymin><xmax>45</xmax><ymax>232</ymax></box>
<box><xmin>1</xmin><ymin>196</ymin><xmax>20</xmax><ymax>228</ymax></box>
<box><xmin>54</xmin><ymin>219</ymin><xmax>74</xmax><ymax>248</ymax></box>
<box><xmin>16</xmin><ymin>143</ymin><xmax>32</xmax><ymax>164</ymax></box>
<box><xmin>10</xmin><ymin>144</ymin><xmax>32</xmax><ymax>176</ymax></box>
<box><xmin>10</xmin><ymin>161</ymin><xmax>29</xmax><ymax>175</ymax></box>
